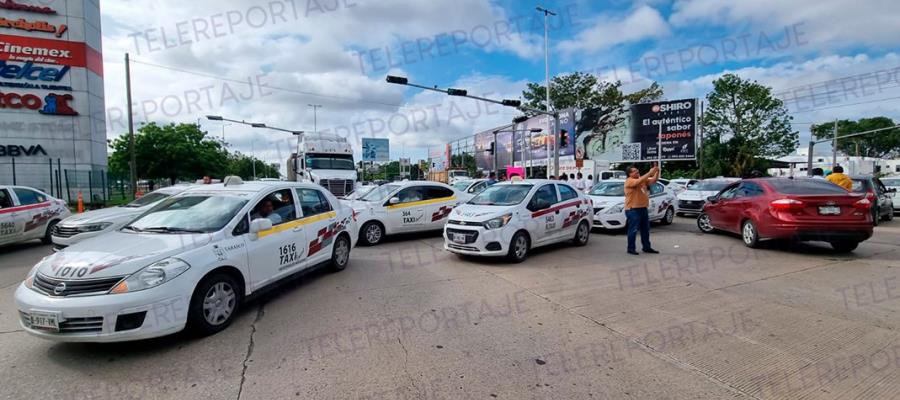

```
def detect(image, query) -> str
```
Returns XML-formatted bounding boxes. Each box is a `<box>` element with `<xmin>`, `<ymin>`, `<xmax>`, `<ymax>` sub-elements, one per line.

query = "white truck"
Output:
<box><xmin>288</xmin><ymin>133</ymin><xmax>358</xmax><ymax>197</ymax></box>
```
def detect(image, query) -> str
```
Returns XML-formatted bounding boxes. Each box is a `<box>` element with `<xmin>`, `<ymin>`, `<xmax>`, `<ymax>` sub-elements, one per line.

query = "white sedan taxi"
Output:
<box><xmin>52</xmin><ymin>185</ymin><xmax>190</xmax><ymax>249</ymax></box>
<box><xmin>588</xmin><ymin>180</ymin><xmax>676</xmax><ymax>230</ymax></box>
<box><xmin>0</xmin><ymin>185</ymin><xmax>70</xmax><ymax>247</ymax></box>
<box><xmin>344</xmin><ymin>181</ymin><xmax>472</xmax><ymax>246</ymax></box>
<box><xmin>444</xmin><ymin>180</ymin><xmax>593</xmax><ymax>262</ymax></box>
<box><xmin>15</xmin><ymin>178</ymin><xmax>356</xmax><ymax>342</ymax></box>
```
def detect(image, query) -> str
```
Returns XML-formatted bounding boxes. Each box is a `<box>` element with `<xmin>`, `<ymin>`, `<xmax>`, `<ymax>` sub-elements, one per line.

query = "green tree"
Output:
<box><xmin>226</xmin><ymin>152</ymin><xmax>280</xmax><ymax>180</ymax></box>
<box><xmin>109</xmin><ymin>123</ymin><xmax>229</xmax><ymax>185</ymax></box>
<box><xmin>522</xmin><ymin>72</ymin><xmax>663</xmax><ymax>112</ymax></box>
<box><xmin>811</xmin><ymin>117</ymin><xmax>900</xmax><ymax>159</ymax></box>
<box><xmin>700</xmin><ymin>74</ymin><xmax>798</xmax><ymax>177</ymax></box>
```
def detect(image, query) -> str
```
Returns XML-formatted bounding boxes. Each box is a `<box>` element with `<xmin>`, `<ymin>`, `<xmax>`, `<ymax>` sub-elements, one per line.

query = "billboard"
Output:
<box><xmin>511</xmin><ymin>108</ymin><xmax>576</xmax><ymax>163</ymax></box>
<box><xmin>361</xmin><ymin>138</ymin><xmax>389</xmax><ymax>162</ymax></box>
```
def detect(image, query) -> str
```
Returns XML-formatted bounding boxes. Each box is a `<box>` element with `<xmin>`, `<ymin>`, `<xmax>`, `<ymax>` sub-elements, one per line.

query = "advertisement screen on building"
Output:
<box><xmin>361</xmin><ymin>138</ymin><xmax>389</xmax><ymax>162</ymax></box>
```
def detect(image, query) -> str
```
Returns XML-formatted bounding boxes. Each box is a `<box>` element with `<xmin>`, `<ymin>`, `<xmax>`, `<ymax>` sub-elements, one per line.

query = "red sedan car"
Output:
<box><xmin>697</xmin><ymin>178</ymin><xmax>873</xmax><ymax>252</ymax></box>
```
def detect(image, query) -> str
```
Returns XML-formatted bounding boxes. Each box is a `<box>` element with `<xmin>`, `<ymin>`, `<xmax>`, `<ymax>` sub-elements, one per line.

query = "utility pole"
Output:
<box><xmin>309</xmin><ymin>104</ymin><xmax>322</xmax><ymax>134</ymax></box>
<box><xmin>125</xmin><ymin>53</ymin><xmax>136</xmax><ymax>198</ymax></box>
<box><xmin>697</xmin><ymin>100</ymin><xmax>704</xmax><ymax>178</ymax></box>
<box><xmin>537</xmin><ymin>6</ymin><xmax>556</xmax><ymax>178</ymax></box>
<box><xmin>832</xmin><ymin>119</ymin><xmax>838</xmax><ymax>167</ymax></box>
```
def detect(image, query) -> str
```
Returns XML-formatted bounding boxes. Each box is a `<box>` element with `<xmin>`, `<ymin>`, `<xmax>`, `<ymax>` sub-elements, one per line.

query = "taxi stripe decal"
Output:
<box><xmin>0</xmin><ymin>201</ymin><xmax>50</xmax><ymax>215</ymax></box>
<box><xmin>385</xmin><ymin>196</ymin><xmax>456</xmax><ymax>210</ymax></box>
<box><xmin>531</xmin><ymin>200</ymin><xmax>581</xmax><ymax>218</ymax></box>
<box><xmin>257</xmin><ymin>211</ymin><xmax>337</xmax><ymax>238</ymax></box>
<box><xmin>431</xmin><ymin>205</ymin><xmax>454</xmax><ymax>222</ymax></box>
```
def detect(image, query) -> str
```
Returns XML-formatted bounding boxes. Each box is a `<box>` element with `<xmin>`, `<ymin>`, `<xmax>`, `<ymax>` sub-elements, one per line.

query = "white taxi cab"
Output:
<box><xmin>344</xmin><ymin>181</ymin><xmax>472</xmax><ymax>246</ymax></box>
<box><xmin>0</xmin><ymin>185</ymin><xmax>70</xmax><ymax>247</ymax></box>
<box><xmin>444</xmin><ymin>180</ymin><xmax>593</xmax><ymax>262</ymax></box>
<box><xmin>15</xmin><ymin>178</ymin><xmax>356</xmax><ymax>342</ymax></box>
<box><xmin>51</xmin><ymin>185</ymin><xmax>190</xmax><ymax>249</ymax></box>
<box><xmin>587</xmin><ymin>180</ymin><xmax>675</xmax><ymax>230</ymax></box>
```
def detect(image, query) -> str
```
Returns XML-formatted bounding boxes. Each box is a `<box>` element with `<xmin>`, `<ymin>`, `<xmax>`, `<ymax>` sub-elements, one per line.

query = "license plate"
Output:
<box><xmin>452</xmin><ymin>233</ymin><xmax>467</xmax><ymax>243</ymax></box>
<box><xmin>29</xmin><ymin>311</ymin><xmax>59</xmax><ymax>331</ymax></box>
<box><xmin>818</xmin><ymin>206</ymin><xmax>841</xmax><ymax>215</ymax></box>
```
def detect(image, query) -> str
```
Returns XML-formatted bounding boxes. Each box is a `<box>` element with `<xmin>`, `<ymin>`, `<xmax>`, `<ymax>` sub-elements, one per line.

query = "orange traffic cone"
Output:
<box><xmin>77</xmin><ymin>192</ymin><xmax>84</xmax><ymax>213</ymax></box>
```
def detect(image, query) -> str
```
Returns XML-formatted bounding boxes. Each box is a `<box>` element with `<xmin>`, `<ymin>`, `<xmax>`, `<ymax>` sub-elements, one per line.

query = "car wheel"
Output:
<box><xmin>697</xmin><ymin>213</ymin><xmax>716</xmax><ymax>234</ymax></box>
<box><xmin>573</xmin><ymin>221</ymin><xmax>590</xmax><ymax>246</ymax></box>
<box><xmin>329</xmin><ymin>234</ymin><xmax>351</xmax><ymax>272</ymax></box>
<box><xmin>883</xmin><ymin>208</ymin><xmax>894</xmax><ymax>221</ymax></box>
<box><xmin>830</xmin><ymin>240</ymin><xmax>859</xmax><ymax>253</ymax></box>
<box><xmin>41</xmin><ymin>220</ymin><xmax>58</xmax><ymax>245</ymax></box>
<box><xmin>507</xmin><ymin>231</ymin><xmax>530</xmax><ymax>263</ymax></box>
<box><xmin>187</xmin><ymin>273</ymin><xmax>242</xmax><ymax>336</ymax></box>
<box><xmin>741</xmin><ymin>219</ymin><xmax>760</xmax><ymax>248</ymax></box>
<box><xmin>660</xmin><ymin>207</ymin><xmax>674</xmax><ymax>225</ymax></box>
<box><xmin>360</xmin><ymin>221</ymin><xmax>384</xmax><ymax>246</ymax></box>
<box><xmin>872</xmin><ymin>208</ymin><xmax>880</xmax><ymax>226</ymax></box>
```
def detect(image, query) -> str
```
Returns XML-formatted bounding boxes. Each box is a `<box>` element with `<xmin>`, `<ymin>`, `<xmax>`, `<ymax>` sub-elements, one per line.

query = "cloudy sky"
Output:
<box><xmin>99</xmin><ymin>0</ymin><xmax>900</xmax><ymax>171</ymax></box>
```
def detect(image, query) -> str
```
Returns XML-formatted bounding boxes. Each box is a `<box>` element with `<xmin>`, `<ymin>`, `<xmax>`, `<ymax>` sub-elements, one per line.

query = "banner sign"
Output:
<box><xmin>361</xmin><ymin>138</ymin><xmax>389</xmax><ymax>162</ymax></box>
<box><xmin>628</xmin><ymin>99</ymin><xmax>697</xmax><ymax>161</ymax></box>
<box><xmin>0</xmin><ymin>34</ymin><xmax>103</xmax><ymax>76</ymax></box>
<box><xmin>0</xmin><ymin>17</ymin><xmax>67</xmax><ymax>37</ymax></box>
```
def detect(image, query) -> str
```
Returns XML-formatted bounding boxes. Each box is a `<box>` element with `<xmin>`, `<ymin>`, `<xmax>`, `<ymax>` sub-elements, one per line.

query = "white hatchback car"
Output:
<box><xmin>676</xmin><ymin>178</ymin><xmax>740</xmax><ymax>216</ymax></box>
<box><xmin>0</xmin><ymin>185</ymin><xmax>70</xmax><ymax>247</ymax></box>
<box><xmin>344</xmin><ymin>181</ymin><xmax>472</xmax><ymax>246</ymax></box>
<box><xmin>444</xmin><ymin>180</ymin><xmax>593</xmax><ymax>262</ymax></box>
<box><xmin>52</xmin><ymin>186</ymin><xmax>190</xmax><ymax>249</ymax></box>
<box><xmin>587</xmin><ymin>180</ymin><xmax>676</xmax><ymax>230</ymax></box>
<box><xmin>15</xmin><ymin>178</ymin><xmax>356</xmax><ymax>342</ymax></box>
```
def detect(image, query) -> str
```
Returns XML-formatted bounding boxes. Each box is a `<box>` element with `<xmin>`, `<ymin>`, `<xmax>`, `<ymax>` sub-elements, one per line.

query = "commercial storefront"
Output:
<box><xmin>0</xmin><ymin>0</ymin><xmax>106</xmax><ymax>202</ymax></box>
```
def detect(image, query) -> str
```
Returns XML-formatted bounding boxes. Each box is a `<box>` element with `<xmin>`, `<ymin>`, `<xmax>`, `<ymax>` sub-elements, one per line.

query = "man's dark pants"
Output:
<box><xmin>625</xmin><ymin>207</ymin><xmax>651</xmax><ymax>252</ymax></box>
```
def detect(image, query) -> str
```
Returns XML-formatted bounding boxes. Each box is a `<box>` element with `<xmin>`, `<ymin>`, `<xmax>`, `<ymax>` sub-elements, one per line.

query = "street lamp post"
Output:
<box><xmin>308</xmin><ymin>104</ymin><xmax>322</xmax><ymax>134</ymax></box>
<box><xmin>536</xmin><ymin>6</ymin><xmax>557</xmax><ymax>177</ymax></box>
<box><xmin>206</xmin><ymin>115</ymin><xmax>305</xmax><ymax>180</ymax></box>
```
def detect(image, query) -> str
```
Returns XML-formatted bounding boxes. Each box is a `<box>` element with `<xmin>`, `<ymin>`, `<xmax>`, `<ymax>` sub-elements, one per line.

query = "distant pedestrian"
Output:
<box><xmin>560</xmin><ymin>174</ymin><xmax>568</xmax><ymax>181</ymax></box>
<box><xmin>811</xmin><ymin>168</ymin><xmax>825</xmax><ymax>179</ymax></box>
<box><xmin>825</xmin><ymin>165</ymin><xmax>853</xmax><ymax>190</ymax></box>
<box><xmin>487</xmin><ymin>172</ymin><xmax>497</xmax><ymax>186</ymax></box>
<box><xmin>573</xmin><ymin>172</ymin><xmax>586</xmax><ymax>191</ymax></box>
<box><xmin>586</xmin><ymin>175</ymin><xmax>594</xmax><ymax>190</ymax></box>
<box><xmin>624</xmin><ymin>163</ymin><xmax>660</xmax><ymax>255</ymax></box>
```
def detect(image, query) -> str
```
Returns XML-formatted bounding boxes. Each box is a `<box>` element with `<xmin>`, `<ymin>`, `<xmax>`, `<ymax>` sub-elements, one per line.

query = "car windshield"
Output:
<box><xmin>360</xmin><ymin>184</ymin><xmax>401</xmax><ymax>202</ymax></box>
<box><xmin>125</xmin><ymin>195</ymin><xmax>247</xmax><ymax>233</ymax></box>
<box><xmin>122</xmin><ymin>191</ymin><xmax>172</xmax><ymax>207</ymax></box>
<box><xmin>469</xmin><ymin>184</ymin><xmax>533</xmax><ymax>206</ymax></box>
<box><xmin>452</xmin><ymin>181</ymin><xmax>472</xmax><ymax>191</ymax></box>
<box><xmin>305</xmin><ymin>153</ymin><xmax>355</xmax><ymax>170</ymax></box>
<box><xmin>589</xmin><ymin>182</ymin><xmax>625</xmax><ymax>196</ymax></box>
<box><xmin>689</xmin><ymin>180</ymin><xmax>732</xmax><ymax>191</ymax></box>
<box><xmin>345</xmin><ymin>186</ymin><xmax>375</xmax><ymax>200</ymax></box>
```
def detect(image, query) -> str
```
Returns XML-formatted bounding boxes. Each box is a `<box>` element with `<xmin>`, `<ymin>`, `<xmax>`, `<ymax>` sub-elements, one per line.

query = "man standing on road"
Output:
<box><xmin>573</xmin><ymin>172</ymin><xmax>586</xmax><ymax>192</ymax></box>
<box><xmin>624</xmin><ymin>164</ymin><xmax>660</xmax><ymax>255</ymax></box>
<box><xmin>826</xmin><ymin>165</ymin><xmax>853</xmax><ymax>190</ymax></box>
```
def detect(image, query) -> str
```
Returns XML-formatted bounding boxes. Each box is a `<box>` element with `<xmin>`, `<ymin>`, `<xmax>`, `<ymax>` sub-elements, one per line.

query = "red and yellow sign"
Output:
<box><xmin>0</xmin><ymin>34</ymin><xmax>102</xmax><ymax>76</ymax></box>
<box><xmin>0</xmin><ymin>17</ymin><xmax>68</xmax><ymax>37</ymax></box>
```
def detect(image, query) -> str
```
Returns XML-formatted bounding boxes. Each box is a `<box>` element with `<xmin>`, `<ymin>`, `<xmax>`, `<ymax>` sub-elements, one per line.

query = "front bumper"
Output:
<box><xmin>14</xmin><ymin>281</ymin><xmax>190</xmax><ymax>343</ymax></box>
<box><xmin>443</xmin><ymin>223</ymin><xmax>511</xmax><ymax>257</ymax></box>
<box><xmin>676</xmin><ymin>200</ymin><xmax>705</xmax><ymax>214</ymax></box>
<box><xmin>592</xmin><ymin>212</ymin><xmax>626</xmax><ymax>229</ymax></box>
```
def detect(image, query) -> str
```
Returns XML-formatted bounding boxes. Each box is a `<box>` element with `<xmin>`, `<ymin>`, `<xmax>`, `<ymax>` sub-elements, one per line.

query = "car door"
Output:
<box><xmin>11</xmin><ymin>187</ymin><xmax>51</xmax><ymax>241</ymax></box>
<box><xmin>0</xmin><ymin>188</ymin><xmax>24</xmax><ymax>246</ymax></box>
<box><xmin>555</xmin><ymin>183</ymin><xmax>582</xmax><ymax>239</ymax></box>
<box><xmin>713</xmin><ymin>184</ymin><xmax>743</xmax><ymax>232</ymax></box>
<box><xmin>386</xmin><ymin>186</ymin><xmax>427</xmax><ymax>233</ymax></box>
<box><xmin>245</xmin><ymin>188</ymin><xmax>307</xmax><ymax>291</ymax></box>
<box><xmin>648</xmin><ymin>182</ymin><xmax>668</xmax><ymax>219</ymax></box>
<box><xmin>296</xmin><ymin>187</ymin><xmax>339</xmax><ymax>266</ymax></box>
<box><xmin>873</xmin><ymin>179</ymin><xmax>891</xmax><ymax>217</ymax></box>
<box><xmin>424</xmin><ymin>185</ymin><xmax>458</xmax><ymax>229</ymax></box>
<box><xmin>525</xmin><ymin>184</ymin><xmax>560</xmax><ymax>246</ymax></box>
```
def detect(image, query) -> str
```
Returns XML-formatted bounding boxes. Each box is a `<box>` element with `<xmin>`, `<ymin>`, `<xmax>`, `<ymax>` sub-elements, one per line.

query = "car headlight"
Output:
<box><xmin>604</xmin><ymin>204</ymin><xmax>624</xmax><ymax>214</ymax></box>
<box><xmin>109</xmin><ymin>258</ymin><xmax>190</xmax><ymax>294</ymax></box>
<box><xmin>23</xmin><ymin>261</ymin><xmax>44</xmax><ymax>289</ymax></box>
<box><xmin>483</xmin><ymin>213</ymin><xmax>512</xmax><ymax>230</ymax></box>
<box><xmin>76</xmin><ymin>222</ymin><xmax>114</xmax><ymax>232</ymax></box>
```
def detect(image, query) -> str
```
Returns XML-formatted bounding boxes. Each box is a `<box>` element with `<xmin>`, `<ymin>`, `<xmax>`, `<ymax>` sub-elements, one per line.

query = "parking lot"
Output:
<box><xmin>1</xmin><ymin>216</ymin><xmax>899</xmax><ymax>399</ymax></box>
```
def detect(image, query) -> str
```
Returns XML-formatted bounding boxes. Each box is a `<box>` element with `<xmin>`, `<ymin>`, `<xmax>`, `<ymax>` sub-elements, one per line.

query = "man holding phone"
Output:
<box><xmin>624</xmin><ymin>163</ymin><xmax>660</xmax><ymax>255</ymax></box>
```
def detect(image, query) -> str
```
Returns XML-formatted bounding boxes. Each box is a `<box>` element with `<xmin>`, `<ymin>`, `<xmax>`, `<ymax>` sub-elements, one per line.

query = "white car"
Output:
<box><xmin>451</xmin><ymin>179</ymin><xmax>491</xmax><ymax>196</ymax></box>
<box><xmin>882</xmin><ymin>176</ymin><xmax>900</xmax><ymax>213</ymax></box>
<box><xmin>587</xmin><ymin>180</ymin><xmax>676</xmax><ymax>230</ymax></box>
<box><xmin>667</xmin><ymin>178</ymin><xmax>698</xmax><ymax>195</ymax></box>
<box><xmin>341</xmin><ymin>184</ymin><xmax>378</xmax><ymax>201</ymax></box>
<box><xmin>447</xmin><ymin>169</ymin><xmax>471</xmax><ymax>184</ymax></box>
<box><xmin>15</xmin><ymin>178</ymin><xmax>356</xmax><ymax>342</ymax></box>
<box><xmin>0</xmin><ymin>185</ymin><xmax>70</xmax><ymax>247</ymax></box>
<box><xmin>344</xmin><ymin>181</ymin><xmax>472</xmax><ymax>246</ymax></box>
<box><xmin>676</xmin><ymin>178</ymin><xmax>740</xmax><ymax>216</ymax></box>
<box><xmin>443</xmin><ymin>180</ymin><xmax>593</xmax><ymax>262</ymax></box>
<box><xmin>52</xmin><ymin>186</ymin><xmax>190</xmax><ymax>249</ymax></box>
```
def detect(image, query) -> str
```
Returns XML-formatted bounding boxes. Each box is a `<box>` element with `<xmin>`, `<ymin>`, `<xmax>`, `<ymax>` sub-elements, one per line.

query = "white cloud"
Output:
<box><xmin>557</xmin><ymin>5</ymin><xmax>670</xmax><ymax>55</ymax></box>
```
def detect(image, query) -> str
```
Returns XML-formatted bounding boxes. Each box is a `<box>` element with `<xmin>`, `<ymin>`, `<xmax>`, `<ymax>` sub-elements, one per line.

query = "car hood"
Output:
<box><xmin>679</xmin><ymin>191</ymin><xmax>718</xmax><ymax>200</ymax></box>
<box><xmin>36</xmin><ymin>231</ymin><xmax>214</xmax><ymax>279</ymax></box>
<box><xmin>587</xmin><ymin>195</ymin><xmax>623</xmax><ymax>208</ymax></box>
<box><xmin>58</xmin><ymin>206</ymin><xmax>146</xmax><ymax>226</ymax></box>
<box><xmin>451</xmin><ymin>204</ymin><xmax>515</xmax><ymax>222</ymax></box>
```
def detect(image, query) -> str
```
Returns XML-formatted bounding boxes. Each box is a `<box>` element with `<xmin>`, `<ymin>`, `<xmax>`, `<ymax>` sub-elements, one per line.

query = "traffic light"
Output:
<box><xmin>559</xmin><ymin>130</ymin><xmax>569</xmax><ymax>148</ymax></box>
<box><xmin>487</xmin><ymin>142</ymin><xmax>495</xmax><ymax>155</ymax></box>
<box><xmin>447</xmin><ymin>88</ymin><xmax>468</xmax><ymax>96</ymax></box>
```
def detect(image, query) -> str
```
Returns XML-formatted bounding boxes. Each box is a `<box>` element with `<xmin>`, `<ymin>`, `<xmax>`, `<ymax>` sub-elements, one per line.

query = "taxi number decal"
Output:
<box><xmin>278</xmin><ymin>243</ymin><xmax>302</xmax><ymax>271</ymax></box>
<box><xmin>57</xmin><ymin>266</ymin><xmax>89</xmax><ymax>278</ymax></box>
<box><xmin>402</xmin><ymin>210</ymin><xmax>423</xmax><ymax>224</ymax></box>
<box><xmin>0</xmin><ymin>221</ymin><xmax>15</xmax><ymax>235</ymax></box>
<box><xmin>545</xmin><ymin>215</ymin><xmax>556</xmax><ymax>231</ymax></box>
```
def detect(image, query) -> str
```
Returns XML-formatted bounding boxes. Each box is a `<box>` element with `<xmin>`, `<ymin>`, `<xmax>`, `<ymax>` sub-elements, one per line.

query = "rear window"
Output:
<box><xmin>850</xmin><ymin>179</ymin><xmax>870</xmax><ymax>193</ymax></box>
<box><xmin>767</xmin><ymin>179</ymin><xmax>850</xmax><ymax>195</ymax></box>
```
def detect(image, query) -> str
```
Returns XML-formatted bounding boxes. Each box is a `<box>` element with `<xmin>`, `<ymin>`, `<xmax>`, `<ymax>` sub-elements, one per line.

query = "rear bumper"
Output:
<box><xmin>766</xmin><ymin>224</ymin><xmax>873</xmax><ymax>243</ymax></box>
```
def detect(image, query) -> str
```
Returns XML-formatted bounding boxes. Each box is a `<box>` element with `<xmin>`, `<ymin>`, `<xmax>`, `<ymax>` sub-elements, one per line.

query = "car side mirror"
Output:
<box><xmin>388</xmin><ymin>197</ymin><xmax>400</xmax><ymax>205</ymax></box>
<box><xmin>889</xmin><ymin>188</ymin><xmax>897</xmax><ymax>193</ymax></box>
<box><xmin>706</xmin><ymin>196</ymin><xmax>718</xmax><ymax>203</ymax></box>
<box><xmin>249</xmin><ymin>218</ymin><xmax>273</xmax><ymax>238</ymax></box>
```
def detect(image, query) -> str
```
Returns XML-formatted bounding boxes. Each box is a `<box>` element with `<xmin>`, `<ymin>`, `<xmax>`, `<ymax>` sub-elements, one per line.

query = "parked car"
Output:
<box><xmin>341</xmin><ymin>184</ymin><xmax>377</xmax><ymax>201</ymax></box>
<box><xmin>882</xmin><ymin>176</ymin><xmax>900</xmax><ymax>214</ymax></box>
<box><xmin>15</xmin><ymin>178</ymin><xmax>356</xmax><ymax>342</ymax></box>
<box><xmin>850</xmin><ymin>176</ymin><xmax>895</xmax><ymax>225</ymax></box>
<box><xmin>586</xmin><ymin>179</ymin><xmax>675</xmax><ymax>229</ymax></box>
<box><xmin>676</xmin><ymin>178</ymin><xmax>740</xmax><ymax>216</ymax></box>
<box><xmin>697</xmin><ymin>178</ymin><xmax>873</xmax><ymax>252</ymax></box>
<box><xmin>444</xmin><ymin>180</ymin><xmax>593</xmax><ymax>262</ymax></box>
<box><xmin>344</xmin><ymin>181</ymin><xmax>473</xmax><ymax>246</ymax></box>
<box><xmin>0</xmin><ymin>185</ymin><xmax>70</xmax><ymax>247</ymax></box>
<box><xmin>451</xmin><ymin>179</ymin><xmax>491</xmax><ymax>196</ymax></box>
<box><xmin>667</xmin><ymin>178</ymin><xmax>698</xmax><ymax>195</ymax></box>
<box><xmin>52</xmin><ymin>186</ymin><xmax>190</xmax><ymax>249</ymax></box>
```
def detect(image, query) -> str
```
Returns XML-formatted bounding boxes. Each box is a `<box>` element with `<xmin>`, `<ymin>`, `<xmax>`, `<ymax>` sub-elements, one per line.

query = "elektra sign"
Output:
<box><xmin>0</xmin><ymin>61</ymin><xmax>69</xmax><ymax>81</ymax></box>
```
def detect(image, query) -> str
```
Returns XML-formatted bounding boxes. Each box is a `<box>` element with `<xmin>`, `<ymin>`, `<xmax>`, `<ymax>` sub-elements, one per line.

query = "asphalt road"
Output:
<box><xmin>2</xmin><ymin>217</ymin><xmax>900</xmax><ymax>400</ymax></box>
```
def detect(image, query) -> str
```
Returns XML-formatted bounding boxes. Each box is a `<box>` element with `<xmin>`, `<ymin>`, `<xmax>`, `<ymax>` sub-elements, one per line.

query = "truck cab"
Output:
<box><xmin>291</xmin><ymin>133</ymin><xmax>358</xmax><ymax>197</ymax></box>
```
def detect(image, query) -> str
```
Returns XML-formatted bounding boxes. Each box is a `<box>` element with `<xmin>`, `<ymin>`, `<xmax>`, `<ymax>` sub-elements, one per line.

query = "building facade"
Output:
<box><xmin>0</xmin><ymin>0</ymin><xmax>106</xmax><ymax>201</ymax></box>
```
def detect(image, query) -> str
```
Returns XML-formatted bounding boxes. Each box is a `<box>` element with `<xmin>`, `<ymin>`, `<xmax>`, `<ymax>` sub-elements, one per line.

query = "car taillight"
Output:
<box><xmin>770</xmin><ymin>198</ymin><xmax>804</xmax><ymax>211</ymax></box>
<box><xmin>854</xmin><ymin>198</ymin><xmax>872</xmax><ymax>209</ymax></box>
<box><xmin>865</xmin><ymin>190</ymin><xmax>875</xmax><ymax>201</ymax></box>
